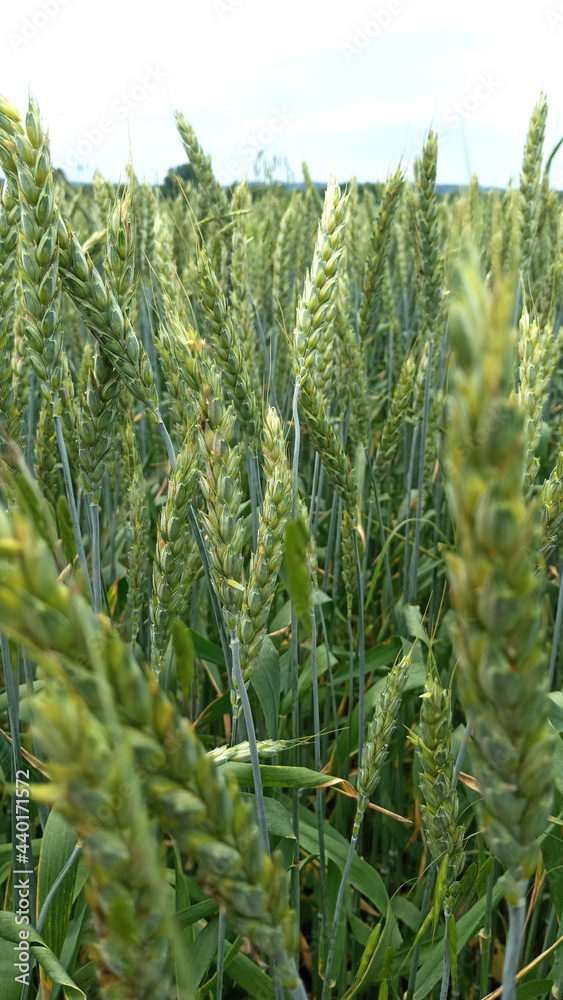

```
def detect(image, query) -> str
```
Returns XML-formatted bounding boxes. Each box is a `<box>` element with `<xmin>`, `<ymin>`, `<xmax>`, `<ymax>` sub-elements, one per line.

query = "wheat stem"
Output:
<box><xmin>408</xmin><ymin>338</ymin><xmax>434</xmax><ymax>603</ymax></box>
<box><xmin>89</xmin><ymin>494</ymin><xmax>102</xmax><ymax>614</ymax></box>
<box><xmin>52</xmin><ymin>394</ymin><xmax>92</xmax><ymax>598</ymax></box>
<box><xmin>549</xmin><ymin>561</ymin><xmax>563</xmax><ymax>689</ymax></box>
<box><xmin>324</xmin><ymin>651</ymin><xmax>411</xmax><ymax>998</ymax></box>
<box><xmin>364</xmin><ymin>447</ymin><xmax>395</xmax><ymax>620</ymax></box>
<box><xmin>321</xmin><ymin>829</ymin><xmax>358</xmax><ymax>1000</ymax></box>
<box><xmin>353</xmin><ymin>524</ymin><xmax>366</xmax><ymax>771</ymax></box>
<box><xmin>289</xmin><ymin>367</ymin><xmax>304</xmax><ymax>954</ymax></box>
<box><xmin>310</xmin><ymin>605</ymin><xmax>328</xmax><ymax>953</ymax></box>
<box><xmin>503</xmin><ymin>882</ymin><xmax>529</xmax><ymax>1000</ymax></box>
<box><xmin>439</xmin><ymin>906</ymin><xmax>452</xmax><ymax>1000</ymax></box>
<box><xmin>230</xmin><ymin>628</ymin><xmax>270</xmax><ymax>853</ymax></box>
<box><xmin>480</xmin><ymin>862</ymin><xmax>496</xmax><ymax>995</ymax></box>
<box><xmin>216</xmin><ymin>905</ymin><xmax>226</xmax><ymax>1000</ymax></box>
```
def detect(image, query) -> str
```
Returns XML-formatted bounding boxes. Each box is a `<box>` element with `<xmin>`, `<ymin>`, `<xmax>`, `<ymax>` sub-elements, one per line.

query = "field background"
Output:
<box><xmin>0</xmin><ymin>47</ymin><xmax>562</xmax><ymax>1000</ymax></box>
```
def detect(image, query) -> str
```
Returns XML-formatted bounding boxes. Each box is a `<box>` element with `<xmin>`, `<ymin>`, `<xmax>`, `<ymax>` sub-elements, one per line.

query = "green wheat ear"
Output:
<box><xmin>0</xmin><ymin>167</ymin><xmax>22</xmax><ymax>449</ymax></box>
<box><xmin>415</xmin><ymin>655</ymin><xmax>465</xmax><ymax>907</ymax></box>
<box><xmin>240</xmin><ymin>407</ymin><xmax>292</xmax><ymax>681</ymax></box>
<box><xmin>0</xmin><ymin>506</ymin><xmax>300</xmax><ymax>989</ymax></box>
<box><xmin>444</xmin><ymin>252</ymin><xmax>554</xmax><ymax>892</ymax></box>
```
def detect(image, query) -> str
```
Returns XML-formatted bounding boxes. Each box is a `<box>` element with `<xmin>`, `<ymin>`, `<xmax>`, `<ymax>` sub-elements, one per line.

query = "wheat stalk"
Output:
<box><xmin>322</xmin><ymin>651</ymin><xmax>412</xmax><ymax>1000</ymax></box>
<box><xmin>122</xmin><ymin>419</ymin><xmax>150</xmax><ymax>646</ymax></box>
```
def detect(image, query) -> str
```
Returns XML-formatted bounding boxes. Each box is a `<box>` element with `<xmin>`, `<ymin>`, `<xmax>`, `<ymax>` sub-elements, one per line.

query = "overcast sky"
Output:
<box><xmin>1</xmin><ymin>0</ymin><xmax>561</xmax><ymax>189</ymax></box>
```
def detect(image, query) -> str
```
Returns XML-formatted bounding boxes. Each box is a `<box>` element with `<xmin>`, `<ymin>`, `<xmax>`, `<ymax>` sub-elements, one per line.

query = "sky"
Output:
<box><xmin>1</xmin><ymin>0</ymin><xmax>562</xmax><ymax>189</ymax></box>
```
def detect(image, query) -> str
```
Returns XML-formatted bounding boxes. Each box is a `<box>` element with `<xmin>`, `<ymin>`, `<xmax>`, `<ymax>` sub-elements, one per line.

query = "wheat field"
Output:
<box><xmin>0</xmin><ymin>91</ymin><xmax>561</xmax><ymax>1000</ymax></box>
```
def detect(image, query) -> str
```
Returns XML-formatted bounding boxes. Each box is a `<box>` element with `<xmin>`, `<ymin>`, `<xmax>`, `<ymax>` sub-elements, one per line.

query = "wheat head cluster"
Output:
<box><xmin>0</xmin><ymin>91</ymin><xmax>561</xmax><ymax>1000</ymax></box>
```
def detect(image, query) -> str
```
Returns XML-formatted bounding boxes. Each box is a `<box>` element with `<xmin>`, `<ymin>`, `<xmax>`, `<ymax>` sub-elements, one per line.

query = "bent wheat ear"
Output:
<box><xmin>31</xmin><ymin>681</ymin><xmax>177</xmax><ymax>1000</ymax></box>
<box><xmin>358</xmin><ymin>166</ymin><xmax>403</xmax><ymax>343</ymax></box>
<box><xmin>298</xmin><ymin>371</ymin><xmax>356</xmax><ymax>508</ymax></box>
<box><xmin>375</xmin><ymin>352</ymin><xmax>415</xmax><ymax>480</ymax></box>
<box><xmin>175</xmin><ymin>111</ymin><xmax>229</xmax><ymax>222</ymax></box>
<box><xmin>0</xmin><ymin>507</ymin><xmax>299</xmax><ymax>986</ymax></box>
<box><xmin>58</xmin><ymin>221</ymin><xmax>159</xmax><ymax>413</ymax></box>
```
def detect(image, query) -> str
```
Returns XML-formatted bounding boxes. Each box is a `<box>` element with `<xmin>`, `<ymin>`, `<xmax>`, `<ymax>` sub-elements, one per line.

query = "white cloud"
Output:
<box><xmin>296</xmin><ymin>96</ymin><xmax>437</xmax><ymax>134</ymax></box>
<box><xmin>0</xmin><ymin>0</ymin><xmax>561</xmax><ymax>187</ymax></box>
